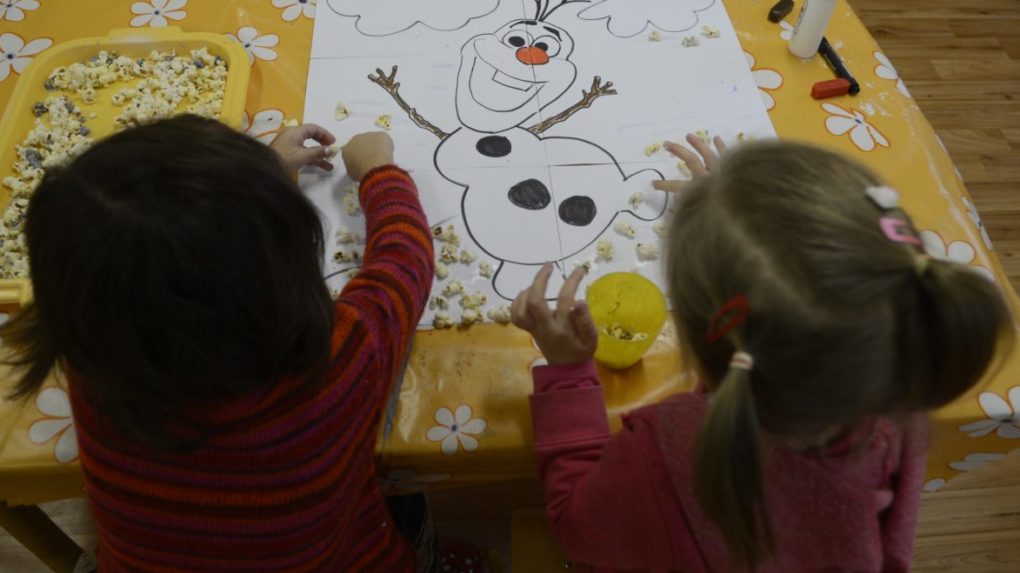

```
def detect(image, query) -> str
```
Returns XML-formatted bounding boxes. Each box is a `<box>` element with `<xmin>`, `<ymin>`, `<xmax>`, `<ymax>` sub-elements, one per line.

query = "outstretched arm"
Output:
<box><xmin>368</xmin><ymin>66</ymin><xmax>449</xmax><ymax>140</ymax></box>
<box><xmin>527</xmin><ymin>76</ymin><xmax>617</xmax><ymax>135</ymax></box>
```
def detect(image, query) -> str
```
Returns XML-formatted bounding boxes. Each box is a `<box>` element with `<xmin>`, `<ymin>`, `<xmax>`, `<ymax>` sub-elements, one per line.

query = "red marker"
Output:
<box><xmin>811</xmin><ymin>78</ymin><xmax>851</xmax><ymax>100</ymax></box>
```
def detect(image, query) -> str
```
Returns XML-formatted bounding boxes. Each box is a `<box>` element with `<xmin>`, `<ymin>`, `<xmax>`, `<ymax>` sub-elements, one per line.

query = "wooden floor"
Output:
<box><xmin>853</xmin><ymin>0</ymin><xmax>1020</xmax><ymax>293</ymax></box>
<box><xmin>1</xmin><ymin>1</ymin><xmax>1018</xmax><ymax>571</ymax></box>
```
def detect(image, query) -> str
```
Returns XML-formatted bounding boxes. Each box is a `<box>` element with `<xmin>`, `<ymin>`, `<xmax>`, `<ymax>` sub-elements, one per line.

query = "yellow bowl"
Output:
<box><xmin>587</xmin><ymin>272</ymin><xmax>668</xmax><ymax>370</ymax></box>
<box><xmin>0</xmin><ymin>27</ymin><xmax>250</xmax><ymax>309</ymax></box>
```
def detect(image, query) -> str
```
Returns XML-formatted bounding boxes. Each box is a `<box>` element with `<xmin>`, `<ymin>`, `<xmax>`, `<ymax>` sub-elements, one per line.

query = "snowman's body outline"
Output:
<box><xmin>368</xmin><ymin>12</ymin><xmax>668</xmax><ymax>299</ymax></box>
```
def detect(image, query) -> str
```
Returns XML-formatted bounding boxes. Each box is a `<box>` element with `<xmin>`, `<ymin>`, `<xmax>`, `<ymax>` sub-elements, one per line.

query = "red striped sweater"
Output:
<box><xmin>69</xmin><ymin>166</ymin><xmax>434</xmax><ymax>572</ymax></box>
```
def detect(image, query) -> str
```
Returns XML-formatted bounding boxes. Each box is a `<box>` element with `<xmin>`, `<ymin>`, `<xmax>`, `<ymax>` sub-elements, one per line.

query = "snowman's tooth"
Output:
<box><xmin>492</xmin><ymin>70</ymin><xmax>534</xmax><ymax>92</ymax></box>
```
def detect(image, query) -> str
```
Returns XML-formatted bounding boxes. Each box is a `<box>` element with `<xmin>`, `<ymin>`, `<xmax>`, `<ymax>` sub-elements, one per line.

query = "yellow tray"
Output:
<box><xmin>0</xmin><ymin>27</ymin><xmax>250</xmax><ymax>311</ymax></box>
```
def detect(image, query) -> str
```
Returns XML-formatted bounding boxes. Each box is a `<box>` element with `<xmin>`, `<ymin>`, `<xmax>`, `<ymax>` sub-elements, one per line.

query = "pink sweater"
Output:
<box><xmin>530</xmin><ymin>361</ymin><xmax>927</xmax><ymax>573</ymax></box>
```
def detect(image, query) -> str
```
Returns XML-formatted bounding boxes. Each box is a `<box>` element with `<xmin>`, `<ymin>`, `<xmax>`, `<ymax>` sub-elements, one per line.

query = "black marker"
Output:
<box><xmin>768</xmin><ymin>0</ymin><xmax>795</xmax><ymax>23</ymax></box>
<box><xmin>818</xmin><ymin>37</ymin><xmax>860</xmax><ymax>95</ymax></box>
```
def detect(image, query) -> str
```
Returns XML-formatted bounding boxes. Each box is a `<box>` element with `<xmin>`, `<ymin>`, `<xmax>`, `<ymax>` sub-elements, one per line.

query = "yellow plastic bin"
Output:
<box><xmin>0</xmin><ymin>27</ymin><xmax>251</xmax><ymax>310</ymax></box>
<box><xmin>587</xmin><ymin>272</ymin><xmax>668</xmax><ymax>370</ymax></box>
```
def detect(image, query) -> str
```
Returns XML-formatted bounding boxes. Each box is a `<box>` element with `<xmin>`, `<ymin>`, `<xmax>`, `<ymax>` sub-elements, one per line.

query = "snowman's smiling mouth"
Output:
<box><xmin>492</xmin><ymin>69</ymin><xmax>535</xmax><ymax>91</ymax></box>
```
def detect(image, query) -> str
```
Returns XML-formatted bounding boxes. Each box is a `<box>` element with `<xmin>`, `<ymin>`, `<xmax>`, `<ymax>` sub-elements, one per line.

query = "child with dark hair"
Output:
<box><xmin>511</xmin><ymin>135</ymin><xmax>1013</xmax><ymax>572</ymax></box>
<box><xmin>1</xmin><ymin>115</ymin><xmax>434</xmax><ymax>572</ymax></box>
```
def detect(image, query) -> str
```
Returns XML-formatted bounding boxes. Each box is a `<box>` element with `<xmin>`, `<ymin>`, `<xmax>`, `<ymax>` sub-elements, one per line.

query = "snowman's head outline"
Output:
<box><xmin>455</xmin><ymin>19</ymin><xmax>577</xmax><ymax>133</ymax></box>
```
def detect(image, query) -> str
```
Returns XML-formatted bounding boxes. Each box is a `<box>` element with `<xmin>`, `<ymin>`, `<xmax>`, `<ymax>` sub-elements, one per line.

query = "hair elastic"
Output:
<box><xmin>730</xmin><ymin>351</ymin><xmax>754</xmax><ymax>372</ymax></box>
<box><xmin>879</xmin><ymin>217</ymin><xmax>922</xmax><ymax>246</ymax></box>
<box><xmin>706</xmin><ymin>294</ymin><xmax>750</xmax><ymax>343</ymax></box>
<box><xmin>915</xmin><ymin>254</ymin><xmax>932</xmax><ymax>277</ymax></box>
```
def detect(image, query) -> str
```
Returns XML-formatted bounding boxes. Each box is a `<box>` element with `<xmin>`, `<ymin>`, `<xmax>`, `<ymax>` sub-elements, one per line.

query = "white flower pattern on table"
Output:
<box><xmin>958</xmin><ymin>386</ymin><xmax>1020</xmax><ymax>439</ymax></box>
<box><xmin>0</xmin><ymin>32</ymin><xmax>51</xmax><ymax>82</ymax></box>
<box><xmin>27</xmin><ymin>387</ymin><xmax>78</xmax><ymax>464</ymax></box>
<box><xmin>919</xmin><ymin>230</ymin><xmax>994</xmax><ymax>282</ymax></box>
<box><xmin>273</xmin><ymin>0</ymin><xmax>316</xmax><ymax>22</ymax></box>
<box><xmin>227</xmin><ymin>26</ymin><xmax>279</xmax><ymax>65</ymax></box>
<box><xmin>380</xmin><ymin>469</ymin><xmax>451</xmax><ymax>494</ymax></box>
<box><xmin>822</xmin><ymin>103</ymin><xmax>889</xmax><ymax>152</ymax></box>
<box><xmin>962</xmin><ymin>196</ymin><xmax>994</xmax><ymax>251</ymax></box>
<box><xmin>874</xmin><ymin>51</ymin><xmax>911</xmax><ymax>99</ymax></box>
<box><xmin>426</xmin><ymin>405</ymin><xmax>487</xmax><ymax>455</ymax></box>
<box><xmin>242</xmin><ymin>109</ymin><xmax>285</xmax><ymax>144</ymax></box>
<box><xmin>745</xmin><ymin>51</ymin><xmax>782</xmax><ymax>111</ymax></box>
<box><xmin>0</xmin><ymin>0</ymin><xmax>39</xmax><ymax>22</ymax></box>
<box><xmin>922</xmin><ymin>479</ymin><xmax>945</xmax><ymax>492</ymax></box>
<box><xmin>778</xmin><ymin>20</ymin><xmax>794</xmax><ymax>41</ymax></box>
<box><xmin>130</xmin><ymin>0</ymin><xmax>187</xmax><ymax>28</ymax></box>
<box><xmin>949</xmin><ymin>449</ymin><xmax>1020</xmax><ymax>472</ymax></box>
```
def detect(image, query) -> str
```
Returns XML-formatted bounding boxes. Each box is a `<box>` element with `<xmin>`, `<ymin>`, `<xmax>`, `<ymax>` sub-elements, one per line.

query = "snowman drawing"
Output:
<box><xmin>368</xmin><ymin>0</ymin><xmax>667</xmax><ymax>299</ymax></box>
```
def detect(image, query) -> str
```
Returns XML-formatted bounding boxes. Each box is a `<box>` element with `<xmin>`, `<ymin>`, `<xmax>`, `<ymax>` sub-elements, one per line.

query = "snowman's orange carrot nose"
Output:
<box><xmin>516</xmin><ymin>46</ymin><xmax>550</xmax><ymax>65</ymax></box>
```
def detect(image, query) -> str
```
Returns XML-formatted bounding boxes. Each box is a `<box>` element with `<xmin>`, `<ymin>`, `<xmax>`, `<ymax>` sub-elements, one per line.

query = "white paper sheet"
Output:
<box><xmin>303</xmin><ymin>0</ymin><xmax>776</xmax><ymax>328</ymax></box>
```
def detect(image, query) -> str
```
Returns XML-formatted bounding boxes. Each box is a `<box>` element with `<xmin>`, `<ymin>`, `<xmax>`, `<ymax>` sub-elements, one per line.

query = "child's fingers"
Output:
<box><xmin>316</xmin><ymin>159</ymin><xmax>335</xmax><ymax>171</ymax></box>
<box><xmin>652</xmin><ymin>180</ymin><xmax>686</xmax><ymax>193</ymax></box>
<box><xmin>300</xmin><ymin>123</ymin><xmax>336</xmax><ymax>146</ymax></box>
<box><xmin>570</xmin><ymin>302</ymin><xmax>599</xmax><ymax>350</ymax></box>
<box><xmin>555</xmin><ymin>266</ymin><xmax>587</xmax><ymax>321</ymax></box>
<box><xmin>713</xmin><ymin>135</ymin><xmax>728</xmax><ymax>155</ymax></box>
<box><xmin>511</xmin><ymin>288</ymin><xmax>535</xmax><ymax>331</ymax></box>
<box><xmin>685</xmin><ymin>133</ymin><xmax>721</xmax><ymax>171</ymax></box>
<box><xmin>663</xmin><ymin>141</ymin><xmax>709</xmax><ymax>178</ymax></box>
<box><xmin>526</xmin><ymin>263</ymin><xmax>555</xmax><ymax>322</ymax></box>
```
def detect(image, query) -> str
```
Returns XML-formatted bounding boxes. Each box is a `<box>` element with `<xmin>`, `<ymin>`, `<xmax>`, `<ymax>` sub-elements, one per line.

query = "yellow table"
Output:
<box><xmin>1</xmin><ymin>0</ymin><xmax>1018</xmax><ymax>522</ymax></box>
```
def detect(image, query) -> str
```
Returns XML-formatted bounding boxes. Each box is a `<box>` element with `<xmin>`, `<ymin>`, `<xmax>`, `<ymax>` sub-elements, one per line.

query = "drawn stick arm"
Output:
<box><xmin>527</xmin><ymin>76</ymin><xmax>617</xmax><ymax>135</ymax></box>
<box><xmin>368</xmin><ymin>66</ymin><xmax>448</xmax><ymax>140</ymax></box>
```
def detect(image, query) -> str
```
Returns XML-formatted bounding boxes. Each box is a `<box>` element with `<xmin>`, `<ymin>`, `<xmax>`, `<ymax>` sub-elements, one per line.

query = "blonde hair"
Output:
<box><xmin>666</xmin><ymin>140</ymin><xmax>1013</xmax><ymax>567</ymax></box>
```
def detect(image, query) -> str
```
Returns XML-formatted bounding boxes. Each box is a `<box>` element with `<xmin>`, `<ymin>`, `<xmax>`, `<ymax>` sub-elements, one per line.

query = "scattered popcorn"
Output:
<box><xmin>435</xmin><ymin>262</ymin><xmax>450</xmax><ymax>280</ymax></box>
<box><xmin>324</xmin><ymin>142</ymin><xmax>342</xmax><ymax>158</ymax></box>
<box><xmin>614</xmin><ymin>221</ymin><xmax>636</xmax><ymax>239</ymax></box>
<box><xmin>432</xmin><ymin>224</ymin><xmax>461</xmax><ymax>246</ymax></box>
<box><xmin>629</xmin><ymin>192</ymin><xmax>645</xmax><ymax>209</ymax></box>
<box><xmin>487</xmin><ymin>305</ymin><xmax>512</xmax><ymax>324</ymax></box>
<box><xmin>737</xmin><ymin>132</ymin><xmax>751</xmax><ymax>142</ymax></box>
<box><xmin>375</xmin><ymin>114</ymin><xmax>392</xmax><ymax>130</ymax></box>
<box><xmin>573</xmin><ymin>260</ymin><xmax>593</xmax><ymax>273</ymax></box>
<box><xmin>439</xmin><ymin>243</ymin><xmax>459</xmax><ymax>264</ymax></box>
<box><xmin>681</xmin><ymin>36</ymin><xmax>700</xmax><ymax>48</ymax></box>
<box><xmin>429</xmin><ymin>296</ymin><xmax>449</xmax><ymax>311</ymax></box>
<box><xmin>677</xmin><ymin>161</ymin><xmax>692</xmax><ymax>177</ymax></box>
<box><xmin>434</xmin><ymin>312</ymin><xmax>455</xmax><ymax>329</ymax></box>
<box><xmin>595</xmin><ymin>239</ymin><xmax>614</xmax><ymax>262</ymax></box>
<box><xmin>479</xmin><ymin>261</ymin><xmax>494</xmax><ymax>278</ymax></box>
<box><xmin>648</xmin><ymin>30</ymin><xmax>662</xmax><ymax>42</ymax></box>
<box><xmin>334</xmin><ymin>102</ymin><xmax>350</xmax><ymax>121</ymax></box>
<box><xmin>442</xmin><ymin>280</ymin><xmax>465</xmax><ymax>298</ymax></box>
<box><xmin>653</xmin><ymin>222</ymin><xmax>669</xmax><ymax>238</ymax></box>
<box><xmin>460</xmin><ymin>309</ymin><xmax>483</xmax><ymax>326</ymax></box>
<box><xmin>601</xmin><ymin>324</ymin><xmax>649</xmax><ymax>341</ymax></box>
<box><xmin>694</xmin><ymin>129</ymin><xmax>710</xmax><ymax>143</ymax></box>
<box><xmin>701</xmin><ymin>25</ymin><xmax>720</xmax><ymax>39</ymax></box>
<box><xmin>333</xmin><ymin>250</ymin><xmax>361</xmax><ymax>263</ymax></box>
<box><xmin>343</xmin><ymin>193</ymin><xmax>362</xmax><ymax>216</ymax></box>
<box><xmin>345</xmin><ymin>183</ymin><xmax>360</xmax><ymax>196</ymax></box>
<box><xmin>637</xmin><ymin>243</ymin><xmax>660</xmax><ymax>261</ymax></box>
<box><xmin>458</xmin><ymin>249</ymin><xmax>476</xmax><ymax>265</ymax></box>
<box><xmin>460</xmin><ymin>291</ymin><xmax>487</xmax><ymax>310</ymax></box>
<box><xmin>644</xmin><ymin>142</ymin><xmax>662</xmax><ymax>156</ymax></box>
<box><xmin>335</xmin><ymin>229</ymin><xmax>362</xmax><ymax>244</ymax></box>
<box><xmin>283</xmin><ymin>118</ymin><xmax>299</xmax><ymax>128</ymax></box>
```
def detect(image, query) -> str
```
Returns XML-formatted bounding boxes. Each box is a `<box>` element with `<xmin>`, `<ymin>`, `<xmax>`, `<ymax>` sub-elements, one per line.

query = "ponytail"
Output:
<box><xmin>901</xmin><ymin>259</ymin><xmax>1014</xmax><ymax>410</ymax></box>
<box><xmin>694</xmin><ymin>357</ymin><xmax>774</xmax><ymax>569</ymax></box>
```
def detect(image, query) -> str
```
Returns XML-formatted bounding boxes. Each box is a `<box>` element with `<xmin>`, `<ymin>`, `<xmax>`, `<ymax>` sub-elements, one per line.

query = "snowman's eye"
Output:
<box><xmin>502</xmin><ymin>30</ymin><xmax>532</xmax><ymax>48</ymax></box>
<box><xmin>532</xmin><ymin>35</ymin><xmax>562</xmax><ymax>57</ymax></box>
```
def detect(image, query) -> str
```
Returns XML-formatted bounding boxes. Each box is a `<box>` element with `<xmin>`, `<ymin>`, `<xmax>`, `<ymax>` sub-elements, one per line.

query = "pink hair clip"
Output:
<box><xmin>880</xmin><ymin>217</ymin><xmax>922</xmax><ymax>246</ymax></box>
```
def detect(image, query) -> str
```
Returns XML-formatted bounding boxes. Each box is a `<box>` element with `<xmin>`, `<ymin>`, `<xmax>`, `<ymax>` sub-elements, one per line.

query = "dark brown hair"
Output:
<box><xmin>666</xmin><ymin>141</ymin><xmax>1013</xmax><ymax>568</ymax></box>
<box><xmin>1</xmin><ymin>115</ymin><xmax>334</xmax><ymax>450</ymax></box>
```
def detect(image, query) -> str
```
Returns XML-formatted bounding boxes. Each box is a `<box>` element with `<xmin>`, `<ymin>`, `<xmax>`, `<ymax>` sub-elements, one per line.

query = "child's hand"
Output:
<box><xmin>270</xmin><ymin>123</ymin><xmax>337</xmax><ymax>173</ymax></box>
<box><xmin>341</xmin><ymin>132</ymin><xmax>395</xmax><ymax>181</ymax></box>
<box><xmin>511</xmin><ymin>264</ymin><xmax>598</xmax><ymax>366</ymax></box>
<box><xmin>652</xmin><ymin>133</ymin><xmax>728</xmax><ymax>193</ymax></box>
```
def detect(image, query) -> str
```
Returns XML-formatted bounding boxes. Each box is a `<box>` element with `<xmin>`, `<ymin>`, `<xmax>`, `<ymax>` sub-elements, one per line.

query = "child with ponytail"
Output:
<box><xmin>511</xmin><ymin>135</ymin><xmax>1013</xmax><ymax>572</ymax></box>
